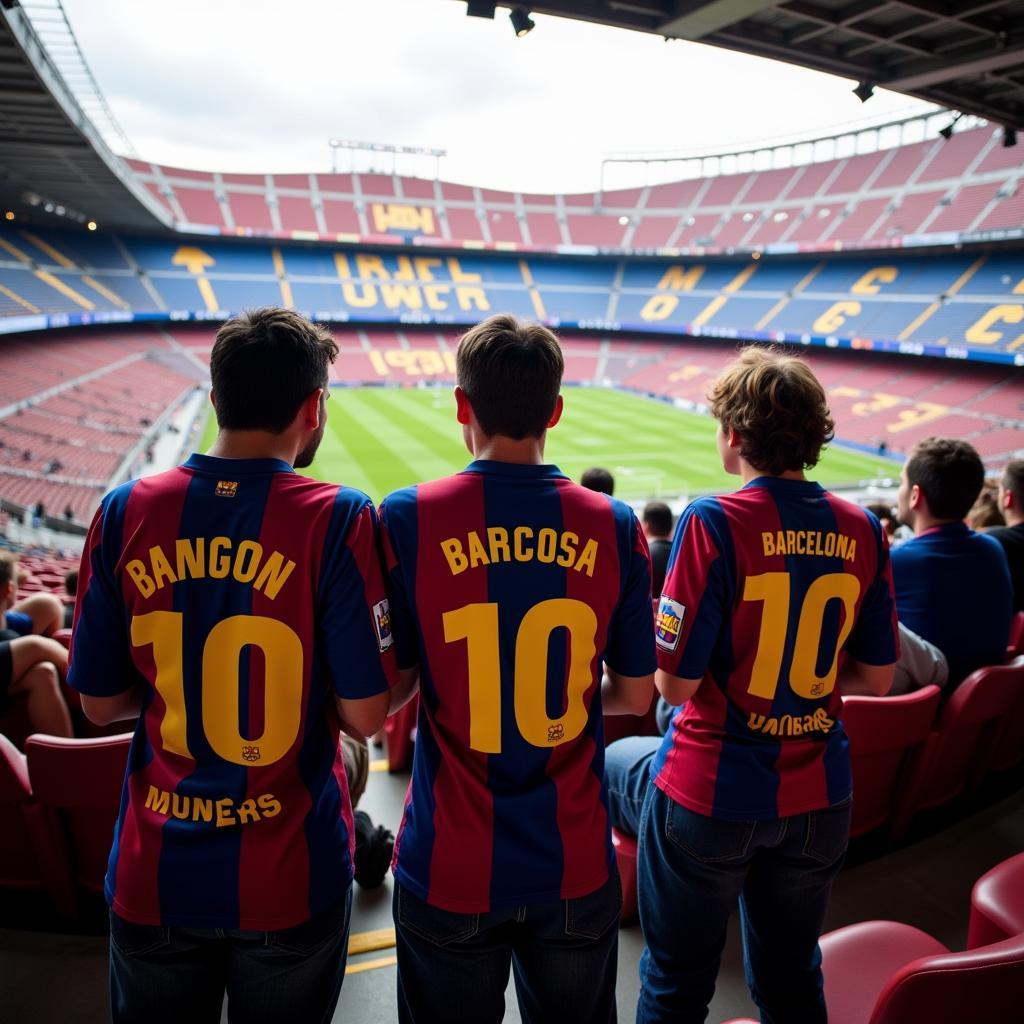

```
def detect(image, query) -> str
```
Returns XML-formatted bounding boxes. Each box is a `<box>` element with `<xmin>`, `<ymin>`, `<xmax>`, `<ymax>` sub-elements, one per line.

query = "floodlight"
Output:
<box><xmin>466</xmin><ymin>1</ymin><xmax>497</xmax><ymax>16</ymax></box>
<box><xmin>510</xmin><ymin>7</ymin><xmax>535</xmax><ymax>37</ymax></box>
<box><xmin>852</xmin><ymin>81</ymin><xmax>874</xmax><ymax>103</ymax></box>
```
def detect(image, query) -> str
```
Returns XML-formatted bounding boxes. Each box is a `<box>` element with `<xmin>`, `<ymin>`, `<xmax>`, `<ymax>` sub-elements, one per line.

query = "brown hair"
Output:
<box><xmin>707</xmin><ymin>346</ymin><xmax>835</xmax><ymax>475</ymax></box>
<box><xmin>1002</xmin><ymin>458</ymin><xmax>1024</xmax><ymax>507</ymax></box>
<box><xmin>210</xmin><ymin>308</ymin><xmax>338</xmax><ymax>433</ymax></box>
<box><xmin>906</xmin><ymin>437</ymin><xmax>985</xmax><ymax>521</ymax></box>
<box><xmin>456</xmin><ymin>314</ymin><xmax>564</xmax><ymax>439</ymax></box>
<box><xmin>0</xmin><ymin>552</ymin><xmax>19</xmax><ymax>591</ymax></box>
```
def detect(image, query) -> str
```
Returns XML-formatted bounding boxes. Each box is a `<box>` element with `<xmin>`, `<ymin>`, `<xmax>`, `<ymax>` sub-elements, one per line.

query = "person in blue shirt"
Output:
<box><xmin>892</xmin><ymin>437</ymin><xmax>1012</xmax><ymax>689</ymax></box>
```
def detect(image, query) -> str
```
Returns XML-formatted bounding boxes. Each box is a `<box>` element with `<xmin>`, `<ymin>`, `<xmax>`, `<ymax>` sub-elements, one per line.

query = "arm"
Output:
<box><xmin>335</xmin><ymin>691</ymin><xmax>391</xmax><ymax>740</ymax></box>
<box><xmin>388</xmin><ymin>666</ymin><xmax>420</xmax><ymax>714</ymax></box>
<box><xmin>655</xmin><ymin>669</ymin><xmax>703</xmax><ymax>706</ymax></box>
<box><xmin>837</xmin><ymin>658</ymin><xmax>894</xmax><ymax>697</ymax></box>
<box><xmin>81</xmin><ymin>686</ymin><xmax>145</xmax><ymax>726</ymax></box>
<box><xmin>602</xmin><ymin>668</ymin><xmax>654</xmax><ymax>716</ymax></box>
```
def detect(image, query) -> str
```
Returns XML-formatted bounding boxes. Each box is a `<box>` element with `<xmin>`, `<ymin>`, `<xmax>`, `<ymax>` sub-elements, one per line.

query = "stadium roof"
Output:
<box><xmin>0</xmin><ymin>3</ymin><xmax>170</xmax><ymax>231</ymax></box>
<box><xmin>469</xmin><ymin>1</ymin><xmax>1024</xmax><ymax>131</ymax></box>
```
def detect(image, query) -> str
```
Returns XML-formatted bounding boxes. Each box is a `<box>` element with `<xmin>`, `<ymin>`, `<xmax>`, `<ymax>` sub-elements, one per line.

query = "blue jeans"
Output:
<box><xmin>605</xmin><ymin>736</ymin><xmax>661</xmax><ymax>836</ymax></box>
<box><xmin>394</xmin><ymin>875</ymin><xmax>621</xmax><ymax>1024</ymax></box>
<box><xmin>637</xmin><ymin>786</ymin><xmax>851</xmax><ymax>1024</ymax></box>
<box><xmin>108</xmin><ymin>889</ymin><xmax>352</xmax><ymax>1024</ymax></box>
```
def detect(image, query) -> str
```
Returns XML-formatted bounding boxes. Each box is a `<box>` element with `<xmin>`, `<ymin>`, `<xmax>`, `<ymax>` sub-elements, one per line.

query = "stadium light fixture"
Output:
<box><xmin>852</xmin><ymin>81</ymin><xmax>874</xmax><ymax>103</ymax></box>
<box><xmin>465</xmin><ymin>1</ymin><xmax>497</xmax><ymax>16</ymax></box>
<box><xmin>510</xmin><ymin>7</ymin><xmax>535</xmax><ymax>37</ymax></box>
<box><xmin>939</xmin><ymin>113</ymin><xmax>963</xmax><ymax>140</ymax></box>
<box><xmin>3</xmin><ymin>211</ymin><xmax>13</xmax><ymax>222</ymax></box>
<box><xmin>87</xmin><ymin>221</ymin><xmax>97</xmax><ymax>231</ymax></box>
<box><xmin>1004</xmin><ymin>126</ymin><xmax>1018</xmax><ymax>148</ymax></box>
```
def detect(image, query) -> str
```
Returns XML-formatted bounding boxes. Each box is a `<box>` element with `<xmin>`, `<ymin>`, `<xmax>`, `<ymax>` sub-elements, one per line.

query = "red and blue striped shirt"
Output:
<box><xmin>380</xmin><ymin>460</ymin><xmax>656</xmax><ymax>912</ymax></box>
<box><xmin>68</xmin><ymin>454</ymin><xmax>398</xmax><ymax>929</ymax></box>
<box><xmin>652</xmin><ymin>477</ymin><xmax>899</xmax><ymax>821</ymax></box>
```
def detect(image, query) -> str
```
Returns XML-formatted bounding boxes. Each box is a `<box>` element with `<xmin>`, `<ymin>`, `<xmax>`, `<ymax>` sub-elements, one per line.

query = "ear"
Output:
<box><xmin>1002</xmin><ymin>488</ymin><xmax>1014</xmax><ymax>512</ymax></box>
<box><xmin>209</xmin><ymin>389</ymin><xmax>217</xmax><ymax>409</ymax></box>
<box><xmin>909</xmin><ymin>483</ymin><xmax>924</xmax><ymax>510</ymax></box>
<box><xmin>455</xmin><ymin>386</ymin><xmax>473</xmax><ymax>426</ymax></box>
<box><xmin>547</xmin><ymin>394</ymin><xmax>564</xmax><ymax>429</ymax></box>
<box><xmin>727</xmin><ymin>426</ymin><xmax>742</xmax><ymax>450</ymax></box>
<box><xmin>302</xmin><ymin>389</ymin><xmax>323</xmax><ymax>429</ymax></box>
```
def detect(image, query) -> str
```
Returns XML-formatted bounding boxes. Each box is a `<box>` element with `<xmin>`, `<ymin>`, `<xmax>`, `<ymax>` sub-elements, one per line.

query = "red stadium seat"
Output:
<box><xmin>0</xmin><ymin>733</ymin><xmax>45</xmax><ymax>892</ymax></box>
<box><xmin>820</xmin><ymin>921</ymin><xmax>1024</xmax><ymax>1024</ymax></box>
<box><xmin>53</xmin><ymin>628</ymin><xmax>72</xmax><ymax>649</ymax></box>
<box><xmin>841</xmin><ymin>686</ymin><xmax>941</xmax><ymax>838</ymax></box>
<box><xmin>385</xmin><ymin>695</ymin><xmax>418</xmax><ymax>773</ymax></box>
<box><xmin>990</xmin><ymin>655</ymin><xmax>1024</xmax><ymax>774</ymax></box>
<box><xmin>1006</xmin><ymin>611</ymin><xmax>1024</xmax><ymax>659</ymax></box>
<box><xmin>612</xmin><ymin>828</ymin><xmax>638</xmax><ymax>925</ymax></box>
<box><xmin>968</xmin><ymin>852</ymin><xmax>1024</xmax><ymax>949</ymax></box>
<box><xmin>891</xmin><ymin>662</ymin><xmax>1024</xmax><ymax>837</ymax></box>
<box><xmin>25</xmin><ymin>733</ymin><xmax>130</xmax><ymax>915</ymax></box>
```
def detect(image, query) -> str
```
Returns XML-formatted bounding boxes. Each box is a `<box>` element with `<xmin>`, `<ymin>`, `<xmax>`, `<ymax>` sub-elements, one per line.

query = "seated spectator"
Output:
<box><xmin>890</xmin><ymin>622</ymin><xmax>948</xmax><ymax>695</ymax></box>
<box><xmin>990</xmin><ymin>459</ymin><xmax>1024</xmax><ymax>612</ymax></box>
<box><xmin>0</xmin><ymin>554</ymin><xmax>64</xmax><ymax>639</ymax></box>
<box><xmin>580</xmin><ymin>466</ymin><xmax>614</xmax><ymax>495</ymax></box>
<box><xmin>864</xmin><ymin>501</ymin><xmax>897</xmax><ymax>540</ymax></box>
<box><xmin>642</xmin><ymin>500</ymin><xmax>673</xmax><ymax>595</ymax></box>
<box><xmin>63</xmin><ymin>568</ymin><xmax>78</xmax><ymax>630</ymax></box>
<box><xmin>892</xmin><ymin>438</ymin><xmax>1012</xmax><ymax>688</ymax></box>
<box><xmin>0</xmin><ymin>556</ymin><xmax>72</xmax><ymax>737</ymax></box>
<box><xmin>968</xmin><ymin>480</ymin><xmax>1005</xmax><ymax>531</ymax></box>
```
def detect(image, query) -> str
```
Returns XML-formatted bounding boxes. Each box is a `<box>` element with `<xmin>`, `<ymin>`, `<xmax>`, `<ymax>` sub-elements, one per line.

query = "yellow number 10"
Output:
<box><xmin>131</xmin><ymin>611</ymin><xmax>303</xmax><ymax>767</ymax></box>
<box><xmin>742</xmin><ymin>572</ymin><xmax>861</xmax><ymax>701</ymax></box>
<box><xmin>443</xmin><ymin>598</ymin><xmax>598</xmax><ymax>754</ymax></box>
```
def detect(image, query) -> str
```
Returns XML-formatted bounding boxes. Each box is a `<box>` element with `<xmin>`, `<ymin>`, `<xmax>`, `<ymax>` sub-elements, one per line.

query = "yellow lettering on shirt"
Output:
<box><xmin>761</xmin><ymin>530</ymin><xmax>857</xmax><ymax>563</ymax></box>
<box><xmin>440</xmin><ymin>528</ymin><xmax>600</xmax><ymax>577</ymax></box>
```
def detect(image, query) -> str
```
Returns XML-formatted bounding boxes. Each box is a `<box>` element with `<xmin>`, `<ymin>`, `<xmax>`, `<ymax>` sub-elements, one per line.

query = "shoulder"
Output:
<box><xmin>379</xmin><ymin>483</ymin><xmax>420</xmax><ymax>524</ymax></box>
<box><xmin>972</xmin><ymin>529</ymin><xmax>1009</xmax><ymax>561</ymax></box>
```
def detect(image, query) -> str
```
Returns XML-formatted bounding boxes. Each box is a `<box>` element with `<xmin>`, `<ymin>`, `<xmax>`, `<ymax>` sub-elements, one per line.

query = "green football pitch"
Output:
<box><xmin>200</xmin><ymin>386</ymin><xmax>899</xmax><ymax>504</ymax></box>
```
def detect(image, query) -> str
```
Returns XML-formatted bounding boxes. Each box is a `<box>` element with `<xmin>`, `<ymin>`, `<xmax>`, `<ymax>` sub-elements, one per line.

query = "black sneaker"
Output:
<box><xmin>353</xmin><ymin>810</ymin><xmax>395</xmax><ymax>889</ymax></box>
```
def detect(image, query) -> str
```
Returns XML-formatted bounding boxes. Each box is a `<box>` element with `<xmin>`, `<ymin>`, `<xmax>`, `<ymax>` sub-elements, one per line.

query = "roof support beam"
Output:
<box><xmin>657</xmin><ymin>0</ymin><xmax>780</xmax><ymax>40</ymax></box>
<box><xmin>883</xmin><ymin>39</ymin><xmax>1024</xmax><ymax>92</ymax></box>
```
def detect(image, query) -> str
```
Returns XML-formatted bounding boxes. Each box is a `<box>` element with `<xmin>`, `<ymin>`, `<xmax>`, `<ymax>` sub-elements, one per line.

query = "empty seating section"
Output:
<box><xmin>112</xmin><ymin>125</ymin><xmax>1020</xmax><ymax>254</ymax></box>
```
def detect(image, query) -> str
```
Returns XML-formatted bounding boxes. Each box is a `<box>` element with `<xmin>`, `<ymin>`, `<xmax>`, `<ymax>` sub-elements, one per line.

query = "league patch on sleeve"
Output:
<box><xmin>655</xmin><ymin>595</ymin><xmax>686</xmax><ymax>652</ymax></box>
<box><xmin>372</xmin><ymin>599</ymin><xmax>394</xmax><ymax>652</ymax></box>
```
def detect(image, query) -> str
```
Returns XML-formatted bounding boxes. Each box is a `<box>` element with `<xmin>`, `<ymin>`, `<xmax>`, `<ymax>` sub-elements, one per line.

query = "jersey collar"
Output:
<box><xmin>463</xmin><ymin>459</ymin><xmax>568</xmax><ymax>479</ymax></box>
<box><xmin>183</xmin><ymin>453</ymin><xmax>296</xmax><ymax>476</ymax></box>
<box><xmin>742</xmin><ymin>476</ymin><xmax>824</xmax><ymax>494</ymax></box>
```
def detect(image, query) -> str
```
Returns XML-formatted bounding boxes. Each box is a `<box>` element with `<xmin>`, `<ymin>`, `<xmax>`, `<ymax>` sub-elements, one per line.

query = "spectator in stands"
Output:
<box><xmin>642</xmin><ymin>501</ymin><xmax>674</xmax><ymax>596</ymax></box>
<box><xmin>0</xmin><ymin>558</ymin><xmax>64</xmax><ymax>641</ymax></box>
<box><xmin>608</xmin><ymin>347</ymin><xmax>897</xmax><ymax>1024</ymax></box>
<box><xmin>968</xmin><ymin>480</ymin><xmax>1005</xmax><ymax>531</ymax></box>
<box><xmin>31</xmin><ymin>500</ymin><xmax>44</xmax><ymax>527</ymax></box>
<box><xmin>864</xmin><ymin>501</ymin><xmax>897</xmax><ymax>540</ymax></box>
<box><xmin>62</xmin><ymin>568</ymin><xmax>77</xmax><ymax>630</ymax></box>
<box><xmin>68</xmin><ymin>308</ymin><xmax>397</xmax><ymax>1024</ymax></box>
<box><xmin>892</xmin><ymin>438</ymin><xmax>1012</xmax><ymax>688</ymax></box>
<box><xmin>0</xmin><ymin>553</ymin><xmax>72</xmax><ymax>737</ymax></box>
<box><xmin>581</xmin><ymin>465</ymin><xmax>615</xmax><ymax>495</ymax></box>
<box><xmin>63</xmin><ymin>504</ymin><xmax>74</xmax><ymax>523</ymax></box>
<box><xmin>989</xmin><ymin>459</ymin><xmax>1024</xmax><ymax>613</ymax></box>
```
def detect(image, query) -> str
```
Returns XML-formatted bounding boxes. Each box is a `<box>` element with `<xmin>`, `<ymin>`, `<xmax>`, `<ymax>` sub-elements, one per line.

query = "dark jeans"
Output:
<box><xmin>393</xmin><ymin>874</ymin><xmax>621</xmax><ymax>1024</ymax></box>
<box><xmin>108</xmin><ymin>889</ymin><xmax>352</xmax><ymax>1024</ymax></box>
<box><xmin>605</xmin><ymin>736</ymin><xmax>661</xmax><ymax>837</ymax></box>
<box><xmin>637</xmin><ymin>785</ymin><xmax>851</xmax><ymax>1024</ymax></box>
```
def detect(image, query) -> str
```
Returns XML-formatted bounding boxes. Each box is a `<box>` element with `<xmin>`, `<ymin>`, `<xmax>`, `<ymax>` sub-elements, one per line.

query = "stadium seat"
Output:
<box><xmin>1007</xmin><ymin>611</ymin><xmax>1024</xmax><ymax>659</ymax></box>
<box><xmin>385</xmin><ymin>695</ymin><xmax>417</xmax><ymax>773</ymax></box>
<box><xmin>989</xmin><ymin>655</ymin><xmax>1024</xmax><ymax>774</ymax></box>
<box><xmin>0</xmin><ymin>733</ymin><xmax>46</xmax><ymax>893</ymax></box>
<box><xmin>24</xmin><ymin>733</ymin><xmax>130</xmax><ymax>915</ymax></box>
<box><xmin>53</xmin><ymin>629</ymin><xmax>72</xmax><ymax>649</ymax></box>
<box><xmin>819</xmin><ymin>922</ymin><xmax>1024</xmax><ymax>1024</ymax></box>
<box><xmin>841</xmin><ymin>686</ymin><xmax>941</xmax><ymax>838</ymax></box>
<box><xmin>612</xmin><ymin>828</ymin><xmax>638</xmax><ymax>925</ymax></box>
<box><xmin>968</xmin><ymin>852</ymin><xmax>1024</xmax><ymax>949</ymax></box>
<box><xmin>891</xmin><ymin>662</ymin><xmax>1024</xmax><ymax>838</ymax></box>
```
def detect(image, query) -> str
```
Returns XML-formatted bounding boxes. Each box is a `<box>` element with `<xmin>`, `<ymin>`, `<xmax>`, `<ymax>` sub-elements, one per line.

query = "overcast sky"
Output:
<box><xmin>58</xmin><ymin>0</ymin><xmax>935</xmax><ymax>193</ymax></box>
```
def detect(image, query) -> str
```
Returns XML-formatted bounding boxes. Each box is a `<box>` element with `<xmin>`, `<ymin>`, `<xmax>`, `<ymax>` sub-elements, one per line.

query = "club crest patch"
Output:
<box><xmin>373</xmin><ymin>599</ymin><xmax>393</xmax><ymax>652</ymax></box>
<box><xmin>215</xmin><ymin>480</ymin><xmax>238</xmax><ymax>498</ymax></box>
<box><xmin>655</xmin><ymin>595</ymin><xmax>686</xmax><ymax>652</ymax></box>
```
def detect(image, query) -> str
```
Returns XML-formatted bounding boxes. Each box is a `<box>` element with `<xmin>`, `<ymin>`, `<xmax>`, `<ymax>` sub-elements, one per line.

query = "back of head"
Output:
<box><xmin>643</xmin><ymin>501</ymin><xmax>673</xmax><ymax>537</ymax></box>
<box><xmin>65</xmin><ymin>567</ymin><xmax>78</xmax><ymax>597</ymax></box>
<box><xmin>906</xmin><ymin>437</ymin><xmax>985</xmax><ymax>522</ymax></box>
<box><xmin>708</xmin><ymin>345</ymin><xmax>834</xmax><ymax>475</ymax></box>
<box><xmin>210</xmin><ymin>307</ymin><xmax>338</xmax><ymax>433</ymax></box>
<box><xmin>0</xmin><ymin>552</ymin><xmax>17</xmax><ymax>592</ymax></box>
<box><xmin>1002</xmin><ymin>458</ymin><xmax>1024</xmax><ymax>508</ymax></box>
<box><xmin>580</xmin><ymin>467</ymin><xmax>615</xmax><ymax>495</ymax></box>
<box><xmin>456</xmin><ymin>314</ymin><xmax>564</xmax><ymax>439</ymax></box>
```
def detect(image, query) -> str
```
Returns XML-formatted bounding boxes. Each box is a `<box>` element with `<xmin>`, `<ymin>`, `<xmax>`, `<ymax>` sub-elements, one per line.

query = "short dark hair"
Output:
<box><xmin>456</xmin><ymin>314</ymin><xmax>563</xmax><ymax>439</ymax></box>
<box><xmin>864</xmin><ymin>502</ymin><xmax>897</xmax><ymax>536</ymax></box>
<box><xmin>581</xmin><ymin>467</ymin><xmax>615</xmax><ymax>495</ymax></box>
<box><xmin>708</xmin><ymin>346</ymin><xmax>835</xmax><ymax>476</ymax></box>
<box><xmin>906</xmin><ymin>437</ymin><xmax>985</xmax><ymax>521</ymax></box>
<box><xmin>643</xmin><ymin>501</ymin><xmax>673</xmax><ymax>537</ymax></box>
<box><xmin>1002</xmin><ymin>458</ymin><xmax>1024</xmax><ymax>506</ymax></box>
<box><xmin>65</xmin><ymin>567</ymin><xmax>78</xmax><ymax>597</ymax></box>
<box><xmin>0</xmin><ymin>552</ymin><xmax>18</xmax><ymax>590</ymax></box>
<box><xmin>210</xmin><ymin>308</ymin><xmax>338</xmax><ymax>433</ymax></box>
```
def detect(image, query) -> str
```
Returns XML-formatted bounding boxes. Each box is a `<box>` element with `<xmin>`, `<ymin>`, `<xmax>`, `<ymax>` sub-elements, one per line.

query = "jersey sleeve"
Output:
<box><xmin>377</xmin><ymin>496</ymin><xmax>419</xmax><ymax>671</ymax></box>
<box><xmin>318</xmin><ymin>496</ymin><xmax>399</xmax><ymax>700</ymax></box>
<box><xmin>845</xmin><ymin>517</ymin><xmax>900</xmax><ymax>666</ymax></box>
<box><xmin>5</xmin><ymin>610</ymin><xmax>32</xmax><ymax>637</ymax></box>
<box><xmin>67</xmin><ymin>495</ymin><xmax>140</xmax><ymax>697</ymax></box>
<box><xmin>604</xmin><ymin>511</ymin><xmax>657</xmax><ymax>678</ymax></box>
<box><xmin>656</xmin><ymin>501</ymin><xmax>729</xmax><ymax>680</ymax></box>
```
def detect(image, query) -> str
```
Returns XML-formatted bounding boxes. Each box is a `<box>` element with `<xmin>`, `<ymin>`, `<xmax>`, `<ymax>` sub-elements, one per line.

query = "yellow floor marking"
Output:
<box><xmin>691</xmin><ymin>262</ymin><xmax>759</xmax><ymax>329</ymax></box>
<box><xmin>757</xmin><ymin>261</ymin><xmax>825</xmax><ymax>330</ymax></box>
<box><xmin>34</xmin><ymin>270</ymin><xmax>94</xmax><ymax>310</ymax></box>
<box><xmin>898</xmin><ymin>257</ymin><xmax>985</xmax><ymax>342</ymax></box>
<box><xmin>346</xmin><ymin>955</ymin><xmax>397</xmax><ymax>975</ymax></box>
<box><xmin>81</xmin><ymin>276</ymin><xmax>129</xmax><ymax>309</ymax></box>
<box><xmin>20</xmin><ymin>231</ymin><xmax>76</xmax><ymax>268</ymax></box>
<box><xmin>518</xmin><ymin>259</ymin><xmax>547</xmax><ymax>320</ymax></box>
<box><xmin>0</xmin><ymin>237</ymin><xmax>31</xmax><ymax>263</ymax></box>
<box><xmin>369</xmin><ymin>758</ymin><xmax>389</xmax><ymax>773</ymax></box>
<box><xmin>272</xmin><ymin>246</ymin><xmax>294</xmax><ymax>307</ymax></box>
<box><xmin>0</xmin><ymin>282</ymin><xmax>39</xmax><ymax>313</ymax></box>
<box><xmin>348</xmin><ymin>927</ymin><xmax>397</xmax><ymax>956</ymax></box>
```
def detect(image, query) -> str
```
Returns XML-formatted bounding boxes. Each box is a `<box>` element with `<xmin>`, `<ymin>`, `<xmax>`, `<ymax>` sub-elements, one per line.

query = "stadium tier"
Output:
<box><xmin>117</xmin><ymin>125</ymin><xmax>1024</xmax><ymax>255</ymax></box>
<box><xmin>4</xmin><ymin>228</ymin><xmax>1024</xmax><ymax>362</ymax></box>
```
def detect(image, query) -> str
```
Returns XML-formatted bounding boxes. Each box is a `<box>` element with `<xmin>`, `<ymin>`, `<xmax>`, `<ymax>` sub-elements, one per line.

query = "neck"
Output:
<box><xmin>1006</xmin><ymin>510</ymin><xmax>1024</xmax><ymax>528</ymax></box>
<box><xmin>472</xmin><ymin>434</ymin><xmax>546</xmax><ymax>465</ymax></box>
<box><xmin>913</xmin><ymin>514</ymin><xmax>959</xmax><ymax>535</ymax></box>
<box><xmin>739</xmin><ymin>461</ymin><xmax>806</xmax><ymax>485</ymax></box>
<box><xmin>207</xmin><ymin>430</ymin><xmax>297</xmax><ymax>466</ymax></box>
